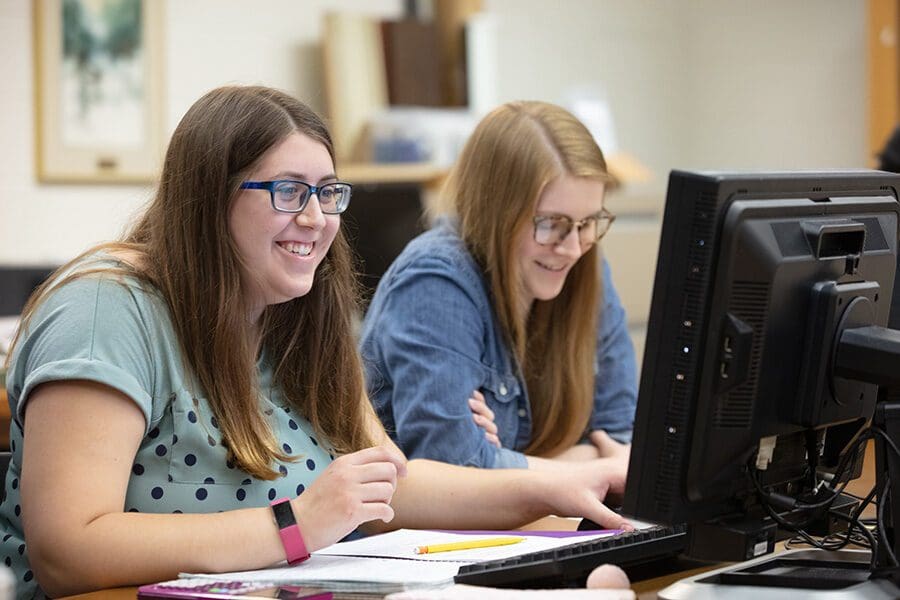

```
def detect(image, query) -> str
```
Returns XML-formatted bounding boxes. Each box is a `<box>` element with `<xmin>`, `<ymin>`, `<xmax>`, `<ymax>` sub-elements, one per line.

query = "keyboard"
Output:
<box><xmin>454</xmin><ymin>524</ymin><xmax>687</xmax><ymax>588</ymax></box>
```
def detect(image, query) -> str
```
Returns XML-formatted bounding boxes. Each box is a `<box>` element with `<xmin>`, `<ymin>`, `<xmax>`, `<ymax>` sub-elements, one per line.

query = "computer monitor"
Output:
<box><xmin>623</xmin><ymin>170</ymin><xmax>900</xmax><ymax>569</ymax></box>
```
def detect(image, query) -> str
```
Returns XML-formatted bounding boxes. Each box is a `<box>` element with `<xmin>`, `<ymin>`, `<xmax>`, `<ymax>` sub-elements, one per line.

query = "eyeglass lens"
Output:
<box><xmin>533</xmin><ymin>214</ymin><xmax>611</xmax><ymax>246</ymax></box>
<box><xmin>272</xmin><ymin>181</ymin><xmax>352</xmax><ymax>214</ymax></box>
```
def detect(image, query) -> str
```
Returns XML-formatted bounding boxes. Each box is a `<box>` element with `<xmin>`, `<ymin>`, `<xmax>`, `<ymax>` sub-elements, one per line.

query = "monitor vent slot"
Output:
<box><xmin>772</xmin><ymin>222</ymin><xmax>811</xmax><ymax>257</ymax></box>
<box><xmin>655</xmin><ymin>191</ymin><xmax>718</xmax><ymax>513</ymax></box>
<box><xmin>713</xmin><ymin>281</ymin><xmax>770</xmax><ymax>428</ymax></box>
<box><xmin>857</xmin><ymin>217</ymin><xmax>888</xmax><ymax>252</ymax></box>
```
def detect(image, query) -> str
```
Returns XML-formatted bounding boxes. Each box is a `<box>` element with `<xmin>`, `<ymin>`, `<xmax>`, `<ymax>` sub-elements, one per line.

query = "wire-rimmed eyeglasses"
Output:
<box><xmin>532</xmin><ymin>208</ymin><xmax>615</xmax><ymax>246</ymax></box>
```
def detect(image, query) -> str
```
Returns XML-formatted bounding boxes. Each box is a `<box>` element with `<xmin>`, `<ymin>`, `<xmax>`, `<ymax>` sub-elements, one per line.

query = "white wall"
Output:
<box><xmin>681</xmin><ymin>1</ymin><xmax>866</xmax><ymax>170</ymax></box>
<box><xmin>0</xmin><ymin>0</ymin><xmax>868</xmax><ymax>266</ymax></box>
<box><xmin>0</xmin><ymin>0</ymin><xmax>404</xmax><ymax>266</ymax></box>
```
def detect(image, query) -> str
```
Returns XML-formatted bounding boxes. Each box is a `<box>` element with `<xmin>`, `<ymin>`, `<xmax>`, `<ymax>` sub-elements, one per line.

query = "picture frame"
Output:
<box><xmin>32</xmin><ymin>0</ymin><xmax>165</xmax><ymax>183</ymax></box>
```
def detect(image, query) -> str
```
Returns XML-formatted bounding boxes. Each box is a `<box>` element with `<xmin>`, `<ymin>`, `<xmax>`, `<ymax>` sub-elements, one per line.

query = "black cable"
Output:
<box><xmin>749</xmin><ymin>423</ymin><xmax>900</xmax><ymax>572</ymax></box>
<box><xmin>867</xmin><ymin>425</ymin><xmax>900</xmax><ymax>569</ymax></box>
<box><xmin>748</xmin><ymin>433</ymin><xmax>878</xmax><ymax>567</ymax></box>
<box><xmin>876</xmin><ymin>477</ymin><xmax>899</xmax><ymax>567</ymax></box>
<box><xmin>830</xmin><ymin>509</ymin><xmax>879</xmax><ymax>570</ymax></box>
<box><xmin>869</xmin><ymin>425</ymin><xmax>900</xmax><ymax>463</ymax></box>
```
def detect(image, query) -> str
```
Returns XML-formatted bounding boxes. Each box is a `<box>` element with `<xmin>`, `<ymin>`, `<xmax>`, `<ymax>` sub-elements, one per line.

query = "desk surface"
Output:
<box><xmin>56</xmin><ymin>441</ymin><xmax>880</xmax><ymax>600</ymax></box>
<box><xmin>58</xmin><ymin>561</ymin><xmax>728</xmax><ymax>600</ymax></box>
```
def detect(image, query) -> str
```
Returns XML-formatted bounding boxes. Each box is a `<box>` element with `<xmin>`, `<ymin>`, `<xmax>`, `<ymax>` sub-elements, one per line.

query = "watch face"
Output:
<box><xmin>272</xmin><ymin>500</ymin><xmax>295</xmax><ymax>530</ymax></box>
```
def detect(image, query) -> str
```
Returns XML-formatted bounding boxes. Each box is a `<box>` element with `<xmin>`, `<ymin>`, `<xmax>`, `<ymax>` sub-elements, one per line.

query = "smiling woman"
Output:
<box><xmin>0</xmin><ymin>86</ymin><xmax>630</xmax><ymax>600</ymax></box>
<box><xmin>360</xmin><ymin>101</ymin><xmax>638</xmax><ymax>474</ymax></box>
<box><xmin>229</xmin><ymin>133</ymin><xmax>343</xmax><ymax>315</ymax></box>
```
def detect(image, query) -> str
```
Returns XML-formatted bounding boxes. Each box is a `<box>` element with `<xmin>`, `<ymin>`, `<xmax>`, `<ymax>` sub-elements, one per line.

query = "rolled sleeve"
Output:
<box><xmin>7</xmin><ymin>276</ymin><xmax>155</xmax><ymax>429</ymax></box>
<box><xmin>362</xmin><ymin>255</ymin><xmax>509</xmax><ymax>468</ymax></box>
<box><xmin>493</xmin><ymin>447</ymin><xmax>529</xmax><ymax>469</ymax></box>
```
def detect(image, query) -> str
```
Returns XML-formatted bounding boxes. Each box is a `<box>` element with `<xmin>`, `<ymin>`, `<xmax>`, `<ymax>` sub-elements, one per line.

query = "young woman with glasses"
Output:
<box><xmin>0</xmin><ymin>87</ymin><xmax>631</xmax><ymax>599</ymax></box>
<box><xmin>360</xmin><ymin>101</ymin><xmax>637</xmax><ymax>478</ymax></box>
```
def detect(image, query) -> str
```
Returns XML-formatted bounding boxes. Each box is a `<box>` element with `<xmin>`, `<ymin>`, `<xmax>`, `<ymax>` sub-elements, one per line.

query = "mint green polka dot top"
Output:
<box><xmin>0</xmin><ymin>262</ymin><xmax>335</xmax><ymax>600</ymax></box>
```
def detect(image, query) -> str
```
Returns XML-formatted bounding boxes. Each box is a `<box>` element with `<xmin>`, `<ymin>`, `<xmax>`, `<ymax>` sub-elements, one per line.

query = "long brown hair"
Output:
<box><xmin>438</xmin><ymin>101</ymin><xmax>612</xmax><ymax>456</ymax></box>
<box><xmin>11</xmin><ymin>86</ymin><xmax>375</xmax><ymax>478</ymax></box>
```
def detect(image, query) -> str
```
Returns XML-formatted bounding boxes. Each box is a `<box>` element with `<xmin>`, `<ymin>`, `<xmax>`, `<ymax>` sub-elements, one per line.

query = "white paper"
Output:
<box><xmin>186</xmin><ymin>554</ymin><xmax>460</xmax><ymax>590</ymax></box>
<box><xmin>315</xmin><ymin>529</ymin><xmax>616</xmax><ymax>562</ymax></box>
<box><xmin>386</xmin><ymin>584</ymin><xmax>635</xmax><ymax>600</ymax></box>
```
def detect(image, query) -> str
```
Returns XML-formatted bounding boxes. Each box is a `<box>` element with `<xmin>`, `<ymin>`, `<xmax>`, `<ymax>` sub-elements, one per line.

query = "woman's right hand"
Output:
<box><xmin>293</xmin><ymin>445</ymin><xmax>408</xmax><ymax>551</ymax></box>
<box><xmin>468</xmin><ymin>390</ymin><xmax>501</xmax><ymax>448</ymax></box>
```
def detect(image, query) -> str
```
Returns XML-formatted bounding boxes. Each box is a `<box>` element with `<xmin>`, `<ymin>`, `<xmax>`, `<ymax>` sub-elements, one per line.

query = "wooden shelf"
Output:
<box><xmin>339</xmin><ymin>162</ymin><xmax>449</xmax><ymax>187</ymax></box>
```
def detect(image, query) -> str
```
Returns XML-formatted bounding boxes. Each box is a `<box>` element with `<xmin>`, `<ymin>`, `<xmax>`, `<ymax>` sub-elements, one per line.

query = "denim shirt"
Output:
<box><xmin>359</xmin><ymin>220</ymin><xmax>638</xmax><ymax>469</ymax></box>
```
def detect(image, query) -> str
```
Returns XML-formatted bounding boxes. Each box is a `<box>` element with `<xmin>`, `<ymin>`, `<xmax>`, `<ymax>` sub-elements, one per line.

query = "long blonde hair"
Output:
<box><xmin>439</xmin><ymin>101</ymin><xmax>612</xmax><ymax>456</ymax></box>
<box><xmin>11</xmin><ymin>86</ymin><xmax>375</xmax><ymax>479</ymax></box>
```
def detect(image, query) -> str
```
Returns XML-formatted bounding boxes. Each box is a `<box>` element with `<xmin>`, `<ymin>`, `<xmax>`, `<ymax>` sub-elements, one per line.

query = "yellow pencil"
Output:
<box><xmin>414</xmin><ymin>536</ymin><xmax>526</xmax><ymax>555</ymax></box>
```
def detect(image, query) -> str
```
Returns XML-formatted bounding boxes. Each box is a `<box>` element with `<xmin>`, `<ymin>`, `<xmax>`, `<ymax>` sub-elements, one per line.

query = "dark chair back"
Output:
<box><xmin>0</xmin><ymin>451</ymin><xmax>10</xmax><ymax>483</ymax></box>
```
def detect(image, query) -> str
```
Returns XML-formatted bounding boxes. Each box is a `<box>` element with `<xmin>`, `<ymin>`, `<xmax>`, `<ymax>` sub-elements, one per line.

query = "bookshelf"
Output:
<box><xmin>339</xmin><ymin>162</ymin><xmax>448</xmax><ymax>188</ymax></box>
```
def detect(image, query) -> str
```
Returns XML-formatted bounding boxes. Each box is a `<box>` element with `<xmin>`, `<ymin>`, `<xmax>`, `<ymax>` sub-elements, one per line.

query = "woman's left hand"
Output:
<box><xmin>590</xmin><ymin>430</ymin><xmax>630</xmax><ymax>467</ymax></box>
<box><xmin>533</xmin><ymin>461</ymin><xmax>633</xmax><ymax>531</ymax></box>
<box><xmin>468</xmin><ymin>390</ymin><xmax>501</xmax><ymax>448</ymax></box>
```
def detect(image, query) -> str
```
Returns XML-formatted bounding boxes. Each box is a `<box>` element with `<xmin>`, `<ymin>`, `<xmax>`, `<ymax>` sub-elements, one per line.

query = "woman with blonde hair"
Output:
<box><xmin>1</xmin><ymin>87</ymin><xmax>629</xmax><ymax>599</ymax></box>
<box><xmin>361</xmin><ymin>101</ymin><xmax>637</xmax><ymax>474</ymax></box>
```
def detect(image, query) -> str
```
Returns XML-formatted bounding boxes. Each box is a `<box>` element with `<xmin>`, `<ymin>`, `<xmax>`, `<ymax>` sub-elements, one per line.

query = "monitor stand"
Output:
<box><xmin>658</xmin><ymin>549</ymin><xmax>900</xmax><ymax>600</ymax></box>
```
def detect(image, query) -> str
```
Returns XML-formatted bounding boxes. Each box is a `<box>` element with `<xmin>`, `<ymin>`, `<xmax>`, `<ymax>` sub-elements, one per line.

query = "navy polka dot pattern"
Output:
<box><xmin>1</xmin><ymin>390</ymin><xmax>335</xmax><ymax>599</ymax></box>
<box><xmin>0</xmin><ymin>268</ymin><xmax>336</xmax><ymax>600</ymax></box>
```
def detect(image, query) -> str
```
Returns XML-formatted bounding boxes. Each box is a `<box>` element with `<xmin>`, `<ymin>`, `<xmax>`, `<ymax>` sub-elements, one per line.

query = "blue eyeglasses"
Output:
<box><xmin>239</xmin><ymin>180</ymin><xmax>353</xmax><ymax>214</ymax></box>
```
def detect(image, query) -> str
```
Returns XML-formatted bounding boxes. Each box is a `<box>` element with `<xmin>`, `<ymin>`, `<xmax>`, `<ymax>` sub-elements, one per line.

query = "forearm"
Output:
<box><xmin>545</xmin><ymin>443</ymin><xmax>602</xmax><ymax>463</ymax></box>
<box><xmin>375</xmin><ymin>459</ymin><xmax>550</xmax><ymax>532</ymax></box>
<box><xmin>30</xmin><ymin>507</ymin><xmax>285</xmax><ymax>597</ymax></box>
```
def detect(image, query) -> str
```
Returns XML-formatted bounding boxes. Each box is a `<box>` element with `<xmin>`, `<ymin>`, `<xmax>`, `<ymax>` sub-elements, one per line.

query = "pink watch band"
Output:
<box><xmin>270</xmin><ymin>497</ymin><xmax>310</xmax><ymax>565</ymax></box>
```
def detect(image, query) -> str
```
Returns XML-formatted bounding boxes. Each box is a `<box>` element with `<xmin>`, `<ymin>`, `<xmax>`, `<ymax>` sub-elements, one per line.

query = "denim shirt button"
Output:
<box><xmin>517</xmin><ymin>408</ymin><xmax>527</xmax><ymax>418</ymax></box>
<box><xmin>499</xmin><ymin>384</ymin><xmax>508</xmax><ymax>396</ymax></box>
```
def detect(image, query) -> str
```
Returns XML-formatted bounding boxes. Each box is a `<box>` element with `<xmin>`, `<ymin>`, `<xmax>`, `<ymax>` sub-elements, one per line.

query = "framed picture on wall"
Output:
<box><xmin>32</xmin><ymin>0</ymin><xmax>165</xmax><ymax>183</ymax></box>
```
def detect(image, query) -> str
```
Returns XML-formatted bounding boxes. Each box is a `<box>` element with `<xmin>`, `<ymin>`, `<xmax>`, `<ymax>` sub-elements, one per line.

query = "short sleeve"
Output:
<box><xmin>7</xmin><ymin>275</ymin><xmax>156</xmax><ymax>428</ymax></box>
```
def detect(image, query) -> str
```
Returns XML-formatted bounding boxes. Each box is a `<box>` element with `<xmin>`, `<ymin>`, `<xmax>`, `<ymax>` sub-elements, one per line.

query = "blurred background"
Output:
<box><xmin>0</xmin><ymin>0</ymin><xmax>896</xmax><ymax>366</ymax></box>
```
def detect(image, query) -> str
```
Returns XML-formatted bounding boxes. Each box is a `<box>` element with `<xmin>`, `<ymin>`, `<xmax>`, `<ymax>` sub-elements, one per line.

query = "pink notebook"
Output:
<box><xmin>137</xmin><ymin>578</ymin><xmax>332</xmax><ymax>600</ymax></box>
